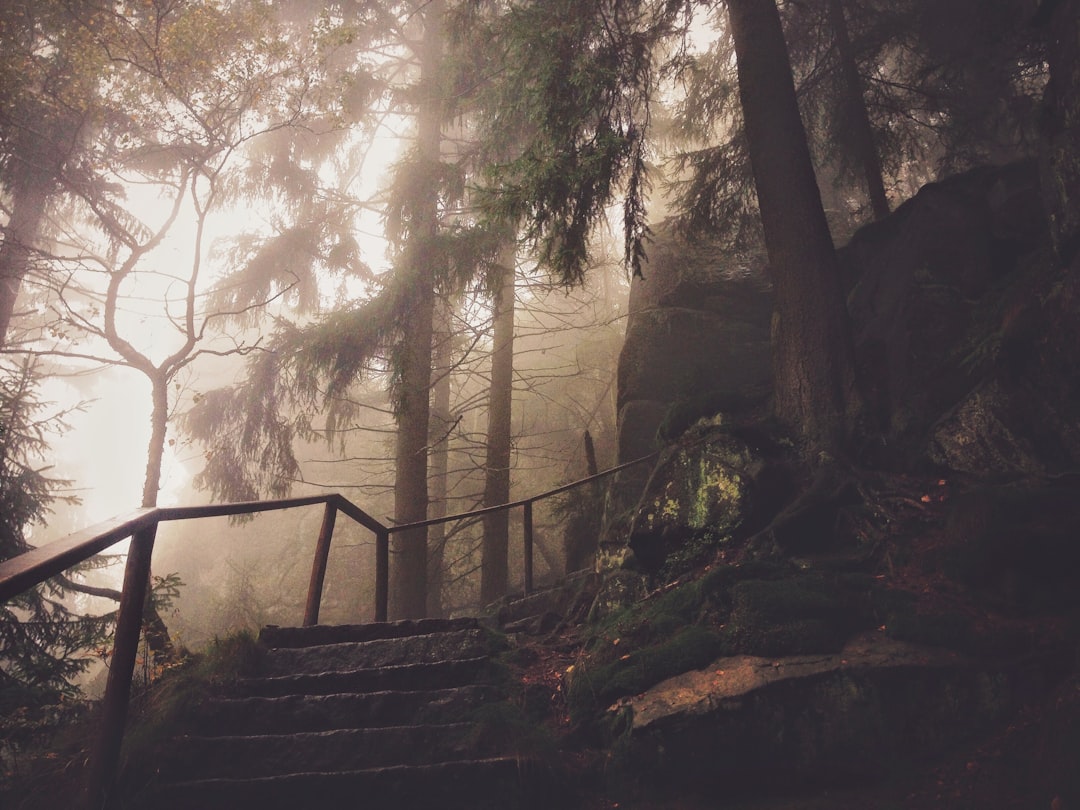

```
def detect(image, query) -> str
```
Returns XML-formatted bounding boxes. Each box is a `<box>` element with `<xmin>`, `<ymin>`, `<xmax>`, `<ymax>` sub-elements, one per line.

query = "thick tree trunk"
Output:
<box><xmin>390</xmin><ymin>0</ymin><xmax>444</xmax><ymax>620</ymax></box>
<box><xmin>827</xmin><ymin>0</ymin><xmax>889</xmax><ymax>221</ymax></box>
<box><xmin>726</xmin><ymin>0</ymin><xmax>859</xmax><ymax>450</ymax></box>
<box><xmin>480</xmin><ymin>243</ymin><xmax>516</xmax><ymax>604</ymax></box>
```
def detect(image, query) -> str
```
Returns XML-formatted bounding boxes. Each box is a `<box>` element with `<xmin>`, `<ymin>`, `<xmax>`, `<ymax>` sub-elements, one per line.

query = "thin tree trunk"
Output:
<box><xmin>481</xmin><ymin>242</ymin><xmax>516</xmax><ymax>604</ymax></box>
<box><xmin>827</xmin><ymin>0</ymin><xmax>889</xmax><ymax>221</ymax></box>
<box><xmin>426</xmin><ymin>297</ymin><xmax>453</xmax><ymax>618</ymax></box>
<box><xmin>1039</xmin><ymin>0</ymin><xmax>1080</xmax><ymax>267</ymax></box>
<box><xmin>390</xmin><ymin>0</ymin><xmax>445</xmax><ymax>620</ymax></box>
<box><xmin>0</xmin><ymin>178</ymin><xmax>50</xmax><ymax>345</ymax></box>
<box><xmin>139</xmin><ymin>374</ymin><xmax>175</xmax><ymax>658</ymax></box>
<box><xmin>726</xmin><ymin>0</ymin><xmax>859</xmax><ymax>450</ymax></box>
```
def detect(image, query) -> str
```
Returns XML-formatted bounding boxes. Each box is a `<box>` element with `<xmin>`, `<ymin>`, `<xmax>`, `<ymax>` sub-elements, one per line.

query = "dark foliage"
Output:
<box><xmin>0</xmin><ymin>361</ymin><xmax>112</xmax><ymax>738</ymax></box>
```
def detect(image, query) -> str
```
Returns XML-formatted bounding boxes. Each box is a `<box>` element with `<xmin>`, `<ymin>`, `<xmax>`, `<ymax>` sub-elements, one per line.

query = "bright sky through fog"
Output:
<box><xmin>35</xmin><ymin>115</ymin><xmax>406</xmax><ymax>540</ymax></box>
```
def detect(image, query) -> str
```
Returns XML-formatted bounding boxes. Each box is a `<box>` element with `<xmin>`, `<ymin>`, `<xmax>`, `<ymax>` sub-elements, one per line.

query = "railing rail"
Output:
<box><xmin>0</xmin><ymin>451</ymin><xmax>656</xmax><ymax>809</ymax></box>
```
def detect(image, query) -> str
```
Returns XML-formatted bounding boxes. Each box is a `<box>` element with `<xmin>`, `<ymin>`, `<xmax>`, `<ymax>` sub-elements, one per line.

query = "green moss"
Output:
<box><xmin>720</xmin><ymin>577</ymin><xmax>867</xmax><ymax>657</ymax></box>
<box><xmin>636</xmin><ymin>435</ymin><xmax>752</xmax><ymax>547</ymax></box>
<box><xmin>571</xmin><ymin>563</ymin><xmax>882</xmax><ymax>726</ymax></box>
<box><xmin>872</xmin><ymin>588</ymin><xmax>976</xmax><ymax>651</ymax></box>
<box><xmin>566</xmin><ymin>624</ymin><xmax>723</xmax><ymax>721</ymax></box>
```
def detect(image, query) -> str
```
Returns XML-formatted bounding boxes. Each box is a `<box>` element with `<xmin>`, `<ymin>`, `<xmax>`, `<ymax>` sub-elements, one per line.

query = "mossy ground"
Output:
<box><xmin>542</xmin><ymin>446</ymin><xmax>1080</xmax><ymax>807</ymax></box>
<box><xmin>564</xmin><ymin>560</ymin><xmax>888</xmax><ymax>721</ymax></box>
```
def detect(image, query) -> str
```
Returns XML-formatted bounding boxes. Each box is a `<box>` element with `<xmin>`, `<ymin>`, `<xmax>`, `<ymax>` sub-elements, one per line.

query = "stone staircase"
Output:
<box><xmin>139</xmin><ymin>617</ymin><xmax>563</xmax><ymax>810</ymax></box>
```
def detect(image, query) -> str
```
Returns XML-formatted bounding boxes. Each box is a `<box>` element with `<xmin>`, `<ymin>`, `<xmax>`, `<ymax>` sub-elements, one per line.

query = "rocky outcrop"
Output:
<box><xmin>615</xmin><ymin>235</ymin><xmax>773</xmax><ymax>465</ymax></box>
<box><xmin>604</xmin><ymin>239</ymin><xmax>773</xmax><ymax>571</ymax></box>
<box><xmin>841</xmin><ymin>159</ymin><xmax>1080</xmax><ymax>477</ymax></box>
<box><xmin>612</xmin><ymin>633</ymin><xmax>1035</xmax><ymax>793</ymax></box>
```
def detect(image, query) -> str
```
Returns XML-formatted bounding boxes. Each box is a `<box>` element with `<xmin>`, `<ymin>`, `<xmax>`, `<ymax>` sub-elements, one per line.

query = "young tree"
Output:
<box><xmin>0</xmin><ymin>360</ymin><xmax>111</xmax><ymax>708</ymax></box>
<box><xmin>4</xmin><ymin>0</ymin><xmax>329</xmax><ymax>658</ymax></box>
<box><xmin>185</xmin><ymin>0</ymin><xmax>483</xmax><ymax>620</ymax></box>
<box><xmin>823</xmin><ymin>0</ymin><xmax>890</xmax><ymax>220</ymax></box>
<box><xmin>16</xmin><ymin>0</ymin><xmax>312</xmax><ymax>503</ymax></box>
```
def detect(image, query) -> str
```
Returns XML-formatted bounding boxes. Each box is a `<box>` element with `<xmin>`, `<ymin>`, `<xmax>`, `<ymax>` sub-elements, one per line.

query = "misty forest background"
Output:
<box><xmin>1</xmin><ymin>0</ymin><xmax>1076</xmax><ymax>729</ymax></box>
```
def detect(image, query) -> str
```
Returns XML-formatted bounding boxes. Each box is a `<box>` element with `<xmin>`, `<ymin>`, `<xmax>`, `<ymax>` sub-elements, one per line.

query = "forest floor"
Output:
<box><xmin>505</xmin><ymin>471</ymin><xmax>1080</xmax><ymax>810</ymax></box>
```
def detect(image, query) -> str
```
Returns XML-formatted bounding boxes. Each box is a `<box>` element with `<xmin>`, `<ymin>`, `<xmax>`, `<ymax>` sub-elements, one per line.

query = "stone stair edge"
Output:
<box><xmin>173</xmin><ymin>721</ymin><xmax>475</xmax><ymax>744</ymax></box>
<box><xmin>258</xmin><ymin>617</ymin><xmax>485</xmax><ymax>648</ymax></box>
<box><xmin>199</xmin><ymin>683</ymin><xmax>495</xmax><ymax>705</ymax></box>
<box><xmin>239</xmin><ymin>654</ymin><xmax>493</xmax><ymax>683</ymax></box>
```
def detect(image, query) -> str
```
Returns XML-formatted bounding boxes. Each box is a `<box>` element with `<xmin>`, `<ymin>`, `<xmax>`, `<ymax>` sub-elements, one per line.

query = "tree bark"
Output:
<box><xmin>390</xmin><ymin>0</ymin><xmax>445</xmax><ymax>620</ymax></box>
<box><xmin>726</xmin><ymin>0</ymin><xmax>859</xmax><ymax>450</ymax></box>
<box><xmin>0</xmin><ymin>175</ymin><xmax>50</xmax><ymax>345</ymax></box>
<box><xmin>1039</xmin><ymin>0</ymin><xmax>1080</xmax><ymax>267</ymax></box>
<box><xmin>139</xmin><ymin>373</ymin><xmax>175</xmax><ymax>658</ymax></box>
<box><xmin>827</xmin><ymin>0</ymin><xmax>890</xmax><ymax>221</ymax></box>
<box><xmin>481</xmin><ymin>242</ymin><xmax>516</xmax><ymax>604</ymax></box>
<box><xmin>426</xmin><ymin>297</ymin><xmax>453</xmax><ymax>618</ymax></box>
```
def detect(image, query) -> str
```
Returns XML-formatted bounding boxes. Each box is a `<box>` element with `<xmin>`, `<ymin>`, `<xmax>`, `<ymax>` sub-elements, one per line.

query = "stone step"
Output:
<box><xmin>160</xmin><ymin>723</ymin><xmax>483</xmax><ymax>781</ymax></box>
<box><xmin>238</xmin><ymin>656</ymin><xmax>494</xmax><ymax>697</ymax></box>
<box><xmin>145</xmin><ymin>757</ymin><xmax>561</xmax><ymax>810</ymax></box>
<box><xmin>258</xmin><ymin>627</ymin><xmax>497</xmax><ymax>677</ymax></box>
<box><xmin>259</xmin><ymin>617</ymin><xmax>483</xmax><ymax>648</ymax></box>
<box><xmin>138</xmin><ymin>621</ymin><xmax>545</xmax><ymax>810</ymax></box>
<box><xmin>187</xmin><ymin>685</ymin><xmax>498</xmax><ymax>735</ymax></box>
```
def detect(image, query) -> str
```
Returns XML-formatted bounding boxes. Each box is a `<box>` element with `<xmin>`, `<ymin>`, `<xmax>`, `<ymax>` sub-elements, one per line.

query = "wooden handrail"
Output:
<box><xmin>0</xmin><ymin>450</ymin><xmax>658</xmax><ymax>809</ymax></box>
<box><xmin>385</xmin><ymin>453</ymin><xmax>658</xmax><ymax>534</ymax></box>
<box><xmin>385</xmin><ymin>452</ymin><xmax>658</xmax><ymax>593</ymax></box>
<box><xmin>0</xmin><ymin>495</ymin><xmax>350</xmax><ymax>604</ymax></box>
<box><xmin>0</xmin><ymin>492</ymin><xmax>390</xmax><ymax>810</ymax></box>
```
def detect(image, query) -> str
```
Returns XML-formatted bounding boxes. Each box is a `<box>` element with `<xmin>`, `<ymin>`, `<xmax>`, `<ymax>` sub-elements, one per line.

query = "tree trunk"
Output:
<box><xmin>726</xmin><ymin>0</ymin><xmax>860</xmax><ymax>451</ymax></box>
<box><xmin>827</xmin><ymin>0</ymin><xmax>890</xmax><ymax>221</ymax></box>
<box><xmin>481</xmin><ymin>242</ymin><xmax>516</xmax><ymax>604</ymax></box>
<box><xmin>0</xmin><ymin>175</ymin><xmax>50</xmax><ymax>345</ymax></box>
<box><xmin>1039</xmin><ymin>0</ymin><xmax>1080</xmax><ymax>267</ymax></box>
<box><xmin>390</xmin><ymin>0</ymin><xmax>445</xmax><ymax>620</ymax></box>
<box><xmin>139</xmin><ymin>373</ymin><xmax>175</xmax><ymax>658</ymax></box>
<box><xmin>426</xmin><ymin>297</ymin><xmax>453</xmax><ymax>618</ymax></box>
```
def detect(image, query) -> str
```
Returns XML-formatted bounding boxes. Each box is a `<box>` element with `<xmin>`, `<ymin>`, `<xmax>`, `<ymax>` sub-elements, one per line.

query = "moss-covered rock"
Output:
<box><xmin>627</xmin><ymin>432</ymin><xmax>759</xmax><ymax>572</ymax></box>
<box><xmin>614</xmin><ymin>232</ymin><xmax>773</xmax><ymax>465</ymax></box>
<box><xmin>616</xmin><ymin>634</ymin><xmax>1024</xmax><ymax>796</ymax></box>
<box><xmin>566</xmin><ymin>562</ymin><xmax>882</xmax><ymax>723</ymax></box>
<box><xmin>722</xmin><ymin>576</ymin><xmax>869</xmax><ymax>657</ymax></box>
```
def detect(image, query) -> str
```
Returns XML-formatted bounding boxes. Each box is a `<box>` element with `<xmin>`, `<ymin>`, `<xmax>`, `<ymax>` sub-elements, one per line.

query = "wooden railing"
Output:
<box><xmin>0</xmin><ymin>452</ymin><xmax>655</xmax><ymax>809</ymax></box>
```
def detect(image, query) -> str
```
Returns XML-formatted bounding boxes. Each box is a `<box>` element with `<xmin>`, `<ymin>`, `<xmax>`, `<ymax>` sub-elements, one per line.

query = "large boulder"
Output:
<box><xmin>611</xmin><ymin>633</ymin><xmax>1030</xmax><ymax>794</ymax></box>
<box><xmin>615</xmin><ymin>234</ymin><xmax>773</xmax><ymax>465</ymax></box>
<box><xmin>840</xmin><ymin>160</ymin><xmax>1080</xmax><ymax>476</ymax></box>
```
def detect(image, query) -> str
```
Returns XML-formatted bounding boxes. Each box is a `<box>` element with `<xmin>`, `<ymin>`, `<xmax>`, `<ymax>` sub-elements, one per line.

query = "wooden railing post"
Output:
<box><xmin>374</xmin><ymin>528</ymin><xmax>389</xmax><ymax>622</ymax></box>
<box><xmin>79</xmin><ymin>524</ymin><xmax>158</xmax><ymax>810</ymax></box>
<box><xmin>523</xmin><ymin>500</ymin><xmax>534</xmax><ymax>596</ymax></box>
<box><xmin>303</xmin><ymin>502</ymin><xmax>337</xmax><ymax>626</ymax></box>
